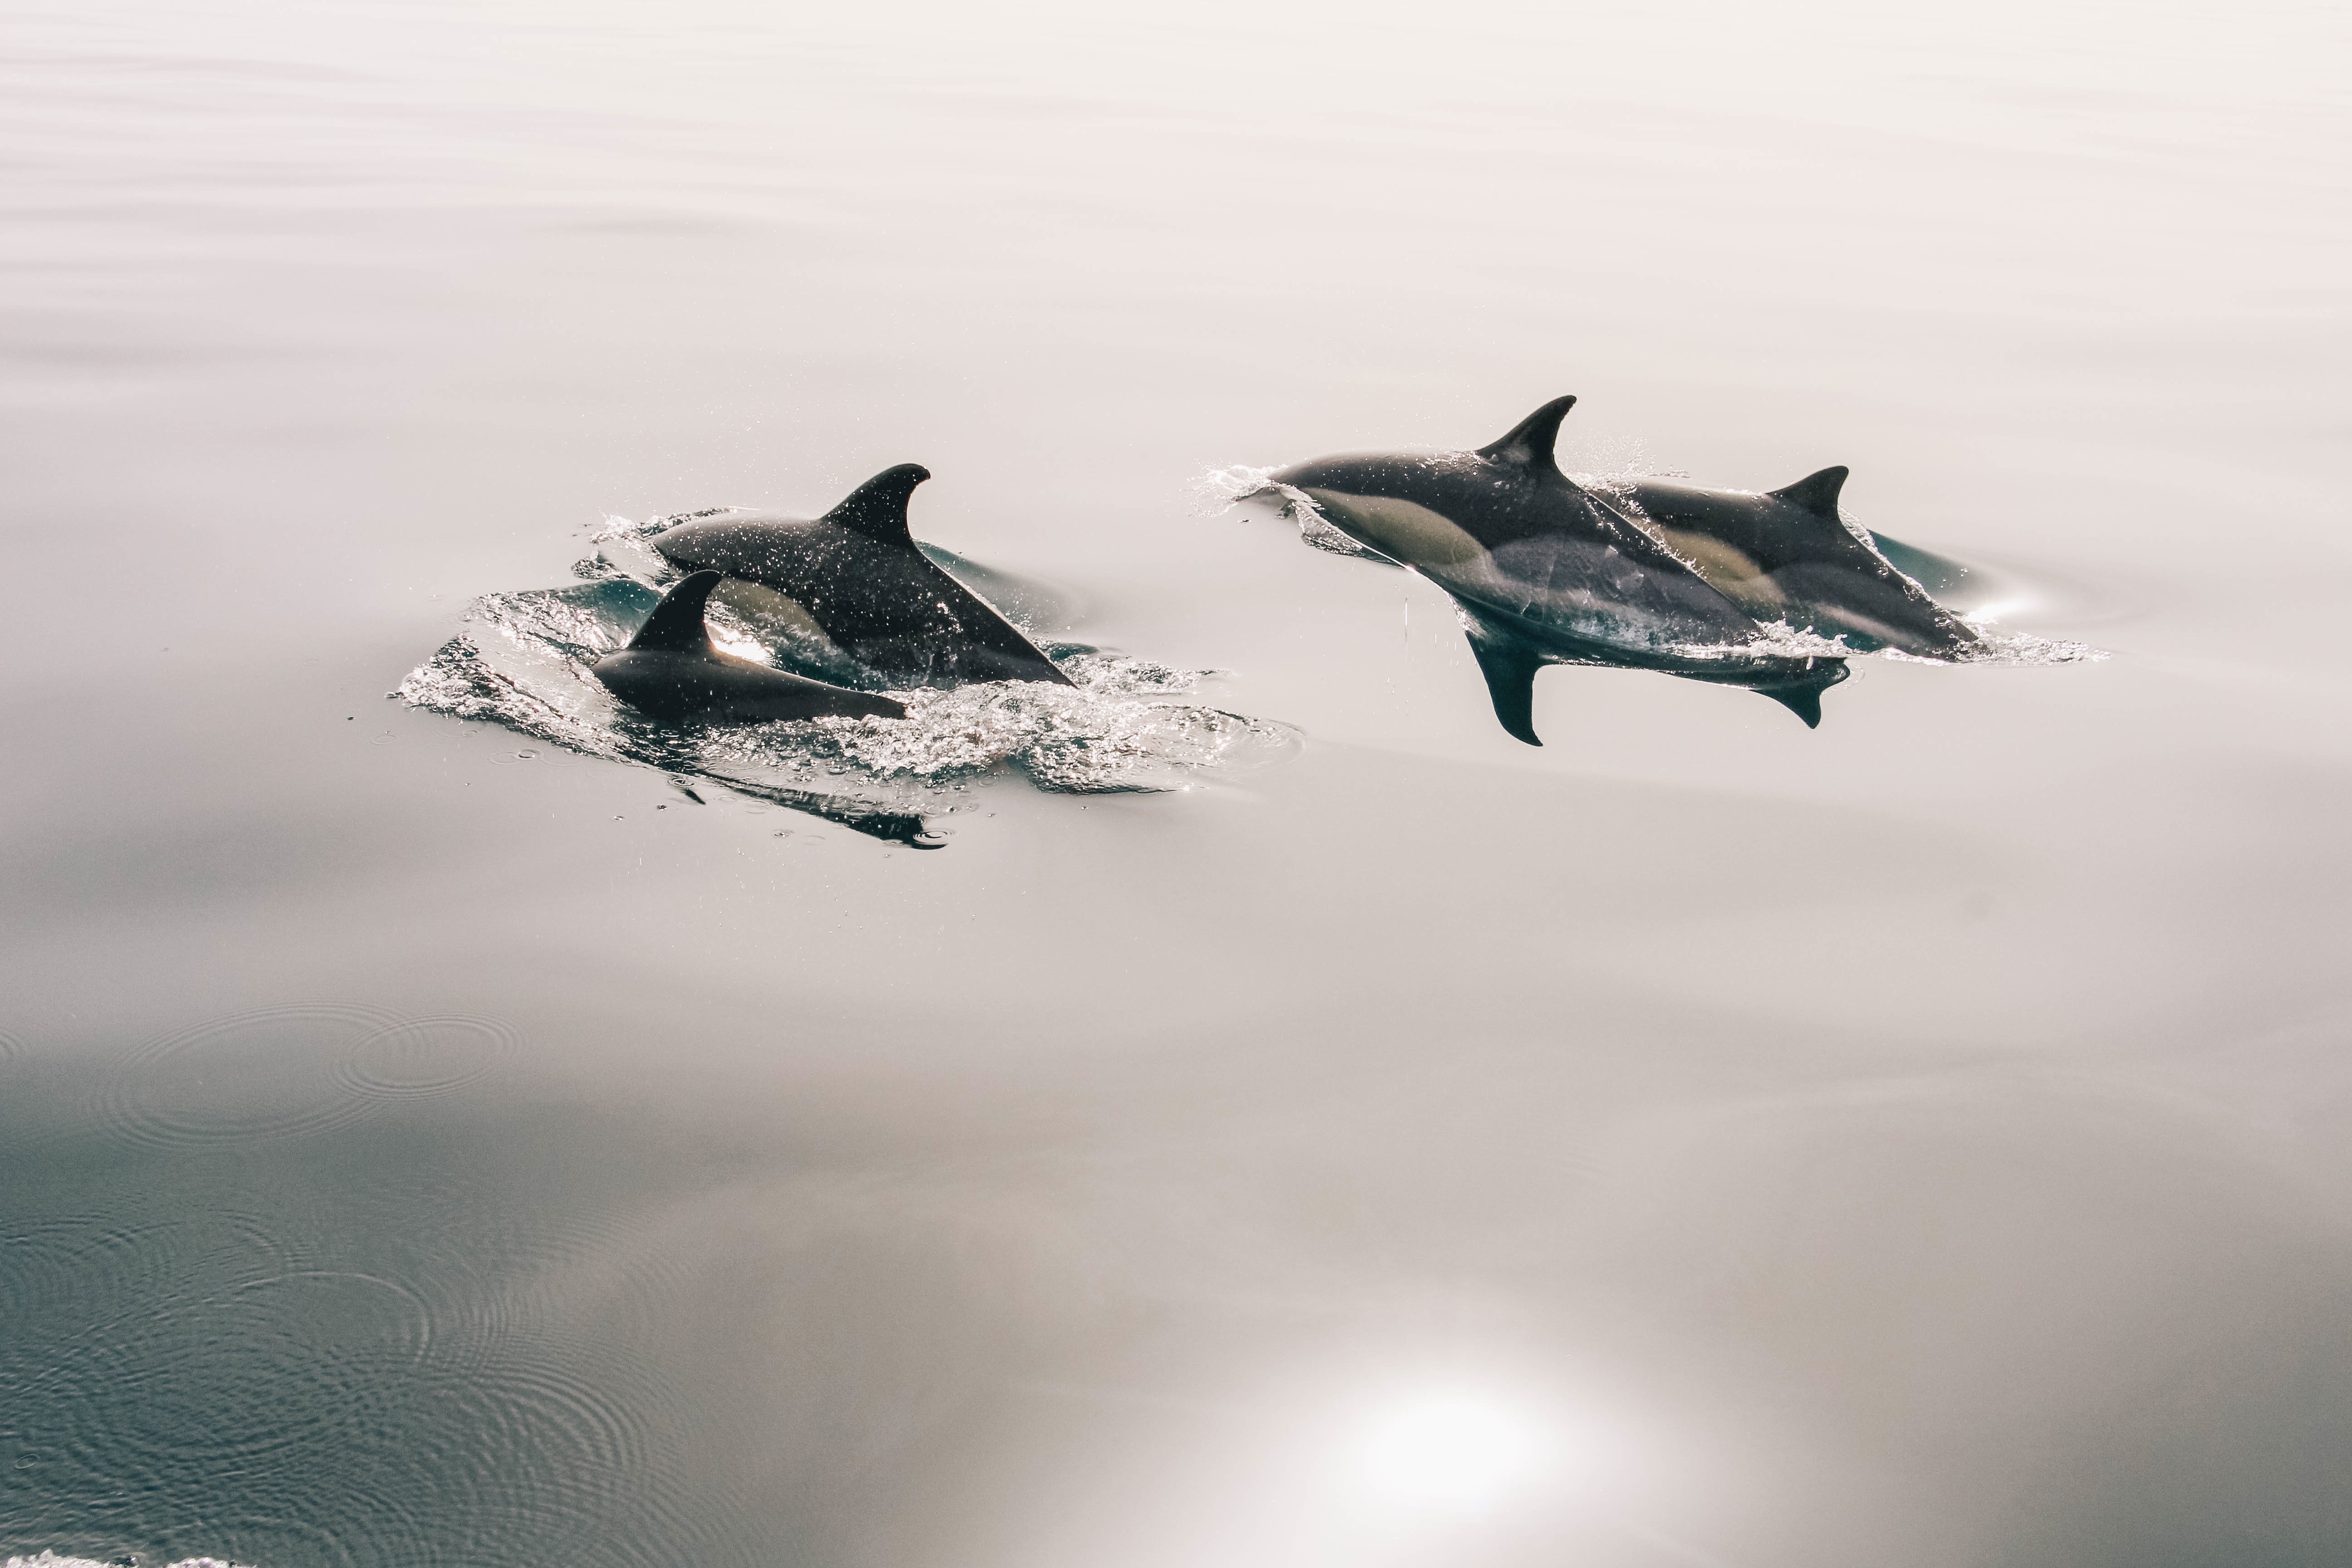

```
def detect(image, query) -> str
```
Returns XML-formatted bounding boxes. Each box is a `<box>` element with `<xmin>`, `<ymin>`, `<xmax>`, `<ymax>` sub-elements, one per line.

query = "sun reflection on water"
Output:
<box><xmin>1350</xmin><ymin>1387</ymin><xmax>1556</xmax><ymax>1515</ymax></box>
<box><xmin>1330</xmin><ymin>1382</ymin><xmax>1590</xmax><ymax>1525</ymax></box>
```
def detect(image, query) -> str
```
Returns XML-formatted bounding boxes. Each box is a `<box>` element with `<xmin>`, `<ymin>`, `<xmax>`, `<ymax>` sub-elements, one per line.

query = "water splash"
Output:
<box><xmin>1908</xmin><ymin>629</ymin><xmax>2104</xmax><ymax>666</ymax></box>
<box><xmin>1195</xmin><ymin>465</ymin><xmax>1396</xmax><ymax>564</ymax></box>
<box><xmin>781</xmin><ymin>652</ymin><xmax>1284</xmax><ymax>794</ymax></box>
<box><xmin>401</xmin><ymin>517</ymin><xmax>1298</xmax><ymax>844</ymax></box>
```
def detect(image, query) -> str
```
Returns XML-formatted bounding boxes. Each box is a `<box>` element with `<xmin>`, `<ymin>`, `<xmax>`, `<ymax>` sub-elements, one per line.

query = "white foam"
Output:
<box><xmin>792</xmin><ymin>651</ymin><xmax>1293</xmax><ymax>794</ymax></box>
<box><xmin>1194</xmin><ymin>466</ymin><xmax>1395</xmax><ymax>563</ymax></box>
<box><xmin>7</xmin><ymin>1555</ymin><xmax>251</xmax><ymax>1568</ymax></box>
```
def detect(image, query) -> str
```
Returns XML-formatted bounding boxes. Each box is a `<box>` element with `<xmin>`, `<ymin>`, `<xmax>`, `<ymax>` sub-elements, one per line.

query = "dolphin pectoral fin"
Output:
<box><xmin>1475</xmin><ymin>395</ymin><xmax>1577</xmax><ymax>477</ymax></box>
<box><xmin>1760</xmin><ymin>683</ymin><xmax>1824</xmax><ymax>728</ymax></box>
<box><xmin>822</xmin><ymin>463</ymin><xmax>931</xmax><ymax>544</ymax></box>
<box><xmin>1749</xmin><ymin>661</ymin><xmax>1850</xmax><ymax>729</ymax></box>
<box><xmin>626</xmin><ymin>570</ymin><xmax>723</xmax><ymax>652</ymax></box>
<box><xmin>1464</xmin><ymin>627</ymin><xmax>1548</xmax><ymax>746</ymax></box>
<box><xmin>1766</xmin><ymin>465</ymin><xmax>1849</xmax><ymax>519</ymax></box>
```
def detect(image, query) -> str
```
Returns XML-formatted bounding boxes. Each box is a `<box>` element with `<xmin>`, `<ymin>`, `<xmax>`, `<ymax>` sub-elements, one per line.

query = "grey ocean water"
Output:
<box><xmin>4</xmin><ymin>2</ymin><xmax>2349</xmax><ymax>1564</ymax></box>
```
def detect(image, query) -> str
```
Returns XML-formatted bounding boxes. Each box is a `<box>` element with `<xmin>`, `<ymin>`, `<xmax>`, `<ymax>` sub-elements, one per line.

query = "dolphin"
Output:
<box><xmin>1268</xmin><ymin>396</ymin><xmax>1850</xmax><ymax>744</ymax></box>
<box><xmin>592</xmin><ymin>569</ymin><xmax>907</xmax><ymax>724</ymax></box>
<box><xmin>651</xmin><ymin>464</ymin><xmax>1073</xmax><ymax>688</ymax></box>
<box><xmin>1607</xmin><ymin>468</ymin><xmax>1977</xmax><ymax>656</ymax></box>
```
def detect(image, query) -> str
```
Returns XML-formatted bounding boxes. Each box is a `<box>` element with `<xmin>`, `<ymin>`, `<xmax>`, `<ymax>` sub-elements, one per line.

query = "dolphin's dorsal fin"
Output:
<box><xmin>627</xmin><ymin>569</ymin><xmax>721</xmax><ymax>652</ymax></box>
<box><xmin>1475</xmin><ymin>395</ymin><xmax>1577</xmax><ymax>475</ymax></box>
<box><xmin>1768</xmin><ymin>465</ymin><xmax>1848</xmax><ymax>519</ymax></box>
<box><xmin>823</xmin><ymin>463</ymin><xmax>931</xmax><ymax>544</ymax></box>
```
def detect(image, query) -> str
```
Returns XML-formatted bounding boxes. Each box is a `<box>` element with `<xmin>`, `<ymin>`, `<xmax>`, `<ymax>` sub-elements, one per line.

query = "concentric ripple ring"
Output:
<box><xmin>338</xmin><ymin>1014</ymin><xmax>517</xmax><ymax>1100</ymax></box>
<box><xmin>90</xmin><ymin>1003</ymin><xmax>402</xmax><ymax>1152</ymax></box>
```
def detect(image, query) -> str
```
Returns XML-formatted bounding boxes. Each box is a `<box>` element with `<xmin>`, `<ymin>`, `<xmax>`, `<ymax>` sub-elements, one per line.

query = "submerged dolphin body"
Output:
<box><xmin>1269</xmin><ymin>396</ymin><xmax>1850</xmax><ymax>744</ymax></box>
<box><xmin>593</xmin><ymin>570</ymin><xmax>907</xmax><ymax>724</ymax></box>
<box><xmin>652</xmin><ymin>465</ymin><xmax>1072</xmax><ymax>689</ymax></box>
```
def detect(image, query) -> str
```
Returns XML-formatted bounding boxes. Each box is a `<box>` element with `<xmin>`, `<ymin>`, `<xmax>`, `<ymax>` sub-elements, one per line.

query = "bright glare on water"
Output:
<box><xmin>1348</xmin><ymin>1390</ymin><xmax>1556</xmax><ymax>1514</ymax></box>
<box><xmin>3</xmin><ymin>0</ymin><xmax>2349</xmax><ymax>1565</ymax></box>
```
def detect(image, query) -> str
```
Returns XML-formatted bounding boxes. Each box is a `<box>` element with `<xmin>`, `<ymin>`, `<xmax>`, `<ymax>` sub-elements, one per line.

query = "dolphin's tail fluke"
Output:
<box><xmin>1464</xmin><ymin>626</ymin><xmax>1548</xmax><ymax>746</ymax></box>
<box><xmin>1749</xmin><ymin>660</ymin><xmax>1850</xmax><ymax>729</ymax></box>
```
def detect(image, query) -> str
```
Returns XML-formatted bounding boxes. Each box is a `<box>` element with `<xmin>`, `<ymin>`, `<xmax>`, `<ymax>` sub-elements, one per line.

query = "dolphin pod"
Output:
<box><xmin>585</xmin><ymin>397</ymin><xmax>1980</xmax><ymax>742</ymax></box>
<box><xmin>1268</xmin><ymin>395</ymin><xmax>1978</xmax><ymax>744</ymax></box>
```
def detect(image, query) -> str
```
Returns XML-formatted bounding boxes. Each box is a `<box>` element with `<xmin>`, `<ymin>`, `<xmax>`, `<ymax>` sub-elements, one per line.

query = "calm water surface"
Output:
<box><xmin>4</xmin><ymin>2</ymin><xmax>2350</xmax><ymax>1564</ymax></box>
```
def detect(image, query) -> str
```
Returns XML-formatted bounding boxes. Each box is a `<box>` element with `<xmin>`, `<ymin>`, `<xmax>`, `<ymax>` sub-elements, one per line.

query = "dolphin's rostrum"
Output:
<box><xmin>592</xmin><ymin>569</ymin><xmax>906</xmax><ymax>724</ymax></box>
<box><xmin>652</xmin><ymin>465</ymin><xmax>1071</xmax><ymax>689</ymax></box>
<box><xmin>1267</xmin><ymin>396</ymin><xmax>1974</xmax><ymax>744</ymax></box>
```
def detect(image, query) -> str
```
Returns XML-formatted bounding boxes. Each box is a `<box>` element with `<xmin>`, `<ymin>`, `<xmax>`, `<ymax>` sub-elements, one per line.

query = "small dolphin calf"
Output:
<box><xmin>652</xmin><ymin>465</ymin><xmax>1071</xmax><ymax>688</ymax></box>
<box><xmin>1269</xmin><ymin>396</ymin><xmax>1852</xmax><ymax>743</ymax></box>
<box><xmin>593</xmin><ymin>570</ymin><xmax>906</xmax><ymax>724</ymax></box>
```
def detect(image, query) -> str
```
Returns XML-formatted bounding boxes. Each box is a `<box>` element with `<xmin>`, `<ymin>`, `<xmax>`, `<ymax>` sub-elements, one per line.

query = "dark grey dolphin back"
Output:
<box><xmin>1475</xmin><ymin>394</ymin><xmax>1578</xmax><ymax>472</ymax></box>
<box><xmin>1768</xmin><ymin>465</ymin><xmax>1848</xmax><ymax>519</ymax></box>
<box><xmin>1620</xmin><ymin>463</ymin><xmax>1977</xmax><ymax>656</ymax></box>
<box><xmin>626</xmin><ymin>569</ymin><xmax>722</xmax><ymax>652</ymax></box>
<box><xmin>822</xmin><ymin>463</ymin><xmax>931</xmax><ymax>542</ymax></box>
<box><xmin>807</xmin><ymin>466</ymin><xmax>1069</xmax><ymax>683</ymax></box>
<box><xmin>651</xmin><ymin>466</ymin><xmax>1072</xmax><ymax>687</ymax></box>
<box><xmin>597</xmin><ymin>568</ymin><xmax>908</xmax><ymax>725</ymax></box>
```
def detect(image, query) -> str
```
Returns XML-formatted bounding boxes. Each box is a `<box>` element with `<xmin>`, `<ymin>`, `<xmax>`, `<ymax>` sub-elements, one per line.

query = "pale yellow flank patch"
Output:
<box><xmin>1302</xmin><ymin>489</ymin><xmax>1487</xmax><ymax>571</ymax></box>
<box><xmin>1656</xmin><ymin>527</ymin><xmax>1786</xmax><ymax>612</ymax></box>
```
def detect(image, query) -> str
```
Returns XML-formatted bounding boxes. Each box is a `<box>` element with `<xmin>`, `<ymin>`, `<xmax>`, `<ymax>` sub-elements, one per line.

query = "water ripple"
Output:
<box><xmin>336</xmin><ymin>1014</ymin><xmax>515</xmax><ymax>1101</ymax></box>
<box><xmin>82</xmin><ymin>1004</ymin><xmax>527</xmax><ymax>1152</ymax></box>
<box><xmin>0</xmin><ymin>1188</ymin><xmax>711</xmax><ymax>1568</ymax></box>
<box><xmin>0</xmin><ymin>1215</ymin><xmax>198</xmax><ymax>1328</ymax></box>
<box><xmin>87</xmin><ymin>1004</ymin><xmax>402</xmax><ymax>1152</ymax></box>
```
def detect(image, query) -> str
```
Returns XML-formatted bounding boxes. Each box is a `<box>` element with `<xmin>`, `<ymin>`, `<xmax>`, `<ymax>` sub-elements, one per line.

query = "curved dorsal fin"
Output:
<box><xmin>823</xmin><ymin>463</ymin><xmax>931</xmax><ymax>544</ymax></box>
<box><xmin>1475</xmin><ymin>395</ymin><xmax>1577</xmax><ymax>475</ymax></box>
<box><xmin>627</xmin><ymin>569</ymin><xmax>721</xmax><ymax>652</ymax></box>
<box><xmin>1768</xmin><ymin>465</ymin><xmax>1848</xmax><ymax>519</ymax></box>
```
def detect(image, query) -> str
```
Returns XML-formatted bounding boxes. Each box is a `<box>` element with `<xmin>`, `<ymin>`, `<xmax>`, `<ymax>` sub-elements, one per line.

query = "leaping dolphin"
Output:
<box><xmin>652</xmin><ymin>465</ymin><xmax>1072</xmax><ymax>689</ymax></box>
<box><xmin>1607</xmin><ymin>467</ymin><xmax>1976</xmax><ymax>657</ymax></box>
<box><xmin>592</xmin><ymin>570</ymin><xmax>907</xmax><ymax>724</ymax></box>
<box><xmin>1267</xmin><ymin>396</ymin><xmax>1852</xmax><ymax>743</ymax></box>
